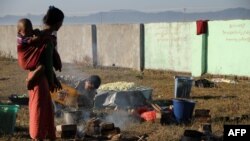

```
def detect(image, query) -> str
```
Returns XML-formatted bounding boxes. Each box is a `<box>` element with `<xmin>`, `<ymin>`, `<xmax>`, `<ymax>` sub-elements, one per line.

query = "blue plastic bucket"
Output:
<box><xmin>174</xmin><ymin>76</ymin><xmax>193</xmax><ymax>98</ymax></box>
<box><xmin>173</xmin><ymin>99</ymin><xmax>195</xmax><ymax>123</ymax></box>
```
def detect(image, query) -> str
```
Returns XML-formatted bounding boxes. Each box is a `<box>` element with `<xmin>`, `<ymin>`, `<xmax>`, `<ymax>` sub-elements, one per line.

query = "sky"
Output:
<box><xmin>1</xmin><ymin>0</ymin><xmax>250</xmax><ymax>17</ymax></box>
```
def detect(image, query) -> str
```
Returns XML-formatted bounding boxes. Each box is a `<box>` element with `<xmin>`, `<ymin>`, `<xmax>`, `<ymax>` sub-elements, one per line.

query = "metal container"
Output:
<box><xmin>63</xmin><ymin>110</ymin><xmax>82</xmax><ymax>124</ymax></box>
<box><xmin>140</xmin><ymin>88</ymin><xmax>153</xmax><ymax>100</ymax></box>
<box><xmin>174</xmin><ymin>76</ymin><xmax>193</xmax><ymax>98</ymax></box>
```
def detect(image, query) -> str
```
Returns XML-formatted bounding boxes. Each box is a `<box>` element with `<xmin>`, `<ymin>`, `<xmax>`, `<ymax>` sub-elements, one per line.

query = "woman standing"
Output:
<box><xmin>27</xmin><ymin>6</ymin><xmax>64</xmax><ymax>140</ymax></box>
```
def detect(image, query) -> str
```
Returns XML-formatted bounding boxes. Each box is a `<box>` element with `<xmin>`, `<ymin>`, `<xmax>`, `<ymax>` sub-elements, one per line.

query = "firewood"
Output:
<box><xmin>86</xmin><ymin>118</ymin><xmax>101</xmax><ymax>127</ymax></box>
<box><xmin>85</xmin><ymin>119</ymin><xmax>100</xmax><ymax>137</ymax></box>
<box><xmin>110</xmin><ymin>133</ymin><xmax>121</xmax><ymax>141</ymax></box>
<box><xmin>154</xmin><ymin>104</ymin><xmax>162</xmax><ymax>111</ymax></box>
<box><xmin>101</xmin><ymin>127</ymin><xmax>121</xmax><ymax>137</ymax></box>
<box><xmin>56</xmin><ymin>124</ymin><xmax>77</xmax><ymax>139</ymax></box>
<box><xmin>151</xmin><ymin>103</ymin><xmax>161</xmax><ymax>112</ymax></box>
<box><xmin>84</xmin><ymin>125</ymin><xmax>100</xmax><ymax>136</ymax></box>
<box><xmin>56</xmin><ymin>124</ymin><xmax>77</xmax><ymax>132</ymax></box>
<box><xmin>100</xmin><ymin>122</ymin><xmax>115</xmax><ymax>130</ymax></box>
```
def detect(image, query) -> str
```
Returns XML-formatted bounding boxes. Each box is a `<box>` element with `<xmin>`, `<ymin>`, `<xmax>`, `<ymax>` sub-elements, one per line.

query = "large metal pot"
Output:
<box><xmin>63</xmin><ymin>110</ymin><xmax>82</xmax><ymax>124</ymax></box>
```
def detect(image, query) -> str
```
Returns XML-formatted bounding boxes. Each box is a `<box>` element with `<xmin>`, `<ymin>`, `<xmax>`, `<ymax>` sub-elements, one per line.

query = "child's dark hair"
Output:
<box><xmin>43</xmin><ymin>6</ymin><xmax>64</xmax><ymax>26</ymax></box>
<box><xmin>18</xmin><ymin>18</ymin><xmax>33</xmax><ymax>32</ymax></box>
<box><xmin>88</xmin><ymin>75</ymin><xmax>101</xmax><ymax>89</ymax></box>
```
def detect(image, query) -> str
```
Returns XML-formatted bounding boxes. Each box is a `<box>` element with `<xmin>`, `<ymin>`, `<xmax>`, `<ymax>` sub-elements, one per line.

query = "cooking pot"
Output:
<box><xmin>63</xmin><ymin>110</ymin><xmax>82</xmax><ymax>124</ymax></box>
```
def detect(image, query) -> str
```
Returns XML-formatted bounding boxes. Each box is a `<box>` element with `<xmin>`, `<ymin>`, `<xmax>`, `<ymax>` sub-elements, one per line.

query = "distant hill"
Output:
<box><xmin>1</xmin><ymin>7</ymin><xmax>250</xmax><ymax>25</ymax></box>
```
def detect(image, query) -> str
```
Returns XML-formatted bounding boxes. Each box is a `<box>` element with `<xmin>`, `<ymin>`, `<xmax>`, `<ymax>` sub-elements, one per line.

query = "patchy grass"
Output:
<box><xmin>1</xmin><ymin>60</ymin><xmax>250</xmax><ymax>140</ymax></box>
<box><xmin>83</xmin><ymin>66</ymin><xmax>250</xmax><ymax>140</ymax></box>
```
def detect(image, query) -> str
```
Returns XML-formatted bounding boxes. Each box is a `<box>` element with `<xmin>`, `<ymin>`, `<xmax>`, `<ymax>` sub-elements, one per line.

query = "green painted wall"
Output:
<box><xmin>207</xmin><ymin>20</ymin><xmax>250</xmax><ymax>76</ymax></box>
<box><xmin>191</xmin><ymin>33</ymin><xmax>206</xmax><ymax>77</ymax></box>
<box><xmin>145</xmin><ymin>22</ymin><xmax>198</xmax><ymax>72</ymax></box>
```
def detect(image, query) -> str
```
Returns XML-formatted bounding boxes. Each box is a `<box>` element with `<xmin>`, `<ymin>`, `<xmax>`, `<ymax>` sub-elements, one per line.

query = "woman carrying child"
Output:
<box><xmin>17</xmin><ymin>6</ymin><xmax>64</xmax><ymax>140</ymax></box>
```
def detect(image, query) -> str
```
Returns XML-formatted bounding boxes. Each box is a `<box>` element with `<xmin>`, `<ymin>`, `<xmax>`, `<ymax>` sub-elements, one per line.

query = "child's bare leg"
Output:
<box><xmin>27</xmin><ymin>65</ymin><xmax>45</xmax><ymax>90</ymax></box>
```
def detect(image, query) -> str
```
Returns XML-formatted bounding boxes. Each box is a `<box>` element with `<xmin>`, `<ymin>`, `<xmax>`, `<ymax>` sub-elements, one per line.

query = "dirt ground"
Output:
<box><xmin>1</xmin><ymin>58</ymin><xmax>250</xmax><ymax>141</ymax></box>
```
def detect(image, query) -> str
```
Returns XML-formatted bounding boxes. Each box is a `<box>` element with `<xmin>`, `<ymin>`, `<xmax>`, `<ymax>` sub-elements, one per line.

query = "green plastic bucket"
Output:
<box><xmin>0</xmin><ymin>104</ymin><xmax>19</xmax><ymax>134</ymax></box>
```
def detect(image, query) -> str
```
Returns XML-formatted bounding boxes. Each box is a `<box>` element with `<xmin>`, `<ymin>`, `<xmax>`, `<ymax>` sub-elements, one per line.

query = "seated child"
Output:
<box><xmin>53</xmin><ymin>75</ymin><xmax>101</xmax><ymax>108</ymax></box>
